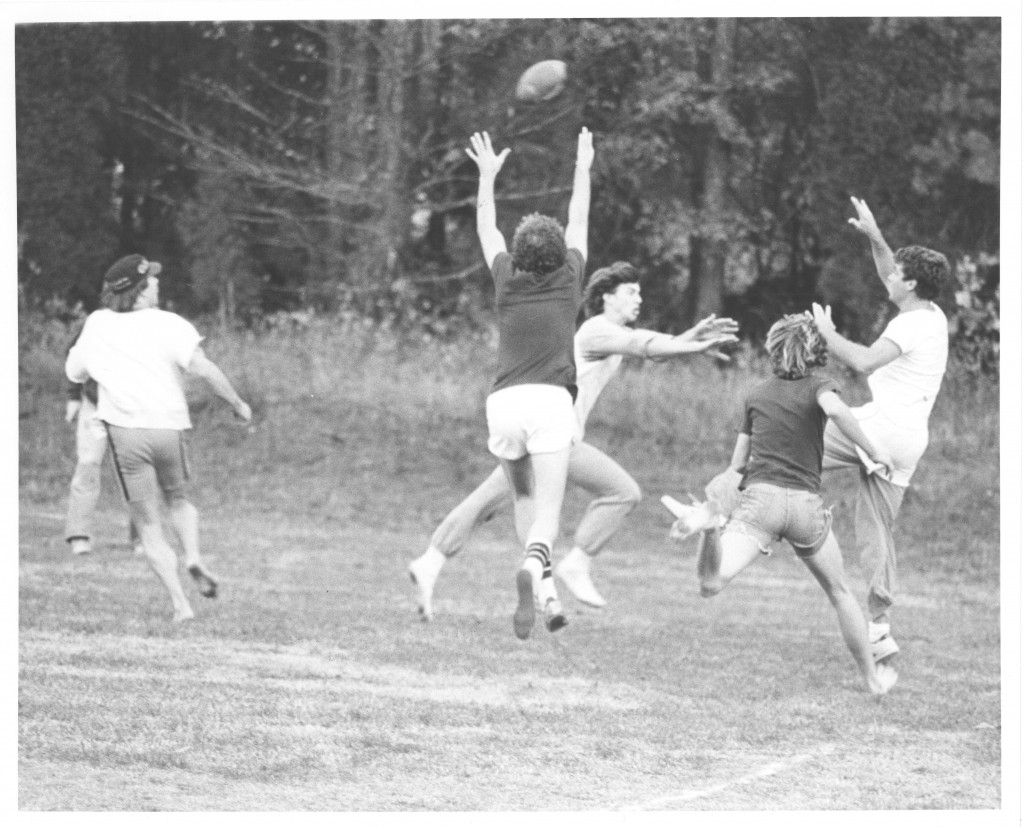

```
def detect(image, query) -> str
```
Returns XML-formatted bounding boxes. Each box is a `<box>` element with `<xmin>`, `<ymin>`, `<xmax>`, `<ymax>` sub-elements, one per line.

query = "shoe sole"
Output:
<box><xmin>187</xmin><ymin>565</ymin><xmax>218</xmax><ymax>599</ymax></box>
<box><xmin>513</xmin><ymin>569</ymin><xmax>535</xmax><ymax>640</ymax></box>
<box><xmin>545</xmin><ymin>612</ymin><xmax>568</xmax><ymax>633</ymax></box>
<box><xmin>408</xmin><ymin>569</ymin><xmax>432</xmax><ymax>622</ymax></box>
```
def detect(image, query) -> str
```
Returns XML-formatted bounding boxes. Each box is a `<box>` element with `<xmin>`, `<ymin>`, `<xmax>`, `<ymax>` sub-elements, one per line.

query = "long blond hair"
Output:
<box><xmin>765</xmin><ymin>313</ymin><xmax>828</xmax><ymax>379</ymax></box>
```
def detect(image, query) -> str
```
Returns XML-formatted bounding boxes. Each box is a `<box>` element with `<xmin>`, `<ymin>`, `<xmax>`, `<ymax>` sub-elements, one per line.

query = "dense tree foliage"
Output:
<box><xmin>16</xmin><ymin>18</ymin><xmax>1000</xmax><ymax>359</ymax></box>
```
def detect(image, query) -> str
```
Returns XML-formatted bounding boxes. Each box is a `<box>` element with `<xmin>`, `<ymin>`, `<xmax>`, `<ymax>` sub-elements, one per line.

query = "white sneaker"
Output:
<box><xmin>868</xmin><ymin>621</ymin><xmax>900</xmax><ymax>663</ymax></box>
<box><xmin>873</xmin><ymin>662</ymin><xmax>899</xmax><ymax>695</ymax></box>
<box><xmin>542</xmin><ymin>596</ymin><xmax>568</xmax><ymax>632</ymax></box>
<box><xmin>663</xmin><ymin>496</ymin><xmax>720</xmax><ymax>541</ymax></box>
<box><xmin>555</xmin><ymin>550</ymin><xmax>606</xmax><ymax>608</ymax></box>
<box><xmin>69</xmin><ymin>538</ymin><xmax>91</xmax><ymax>555</ymax></box>
<box><xmin>408</xmin><ymin>547</ymin><xmax>446</xmax><ymax>622</ymax></box>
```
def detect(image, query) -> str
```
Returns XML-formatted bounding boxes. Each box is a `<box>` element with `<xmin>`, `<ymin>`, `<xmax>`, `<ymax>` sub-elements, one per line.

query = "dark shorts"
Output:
<box><xmin>725</xmin><ymin>482</ymin><xmax>833</xmax><ymax>558</ymax></box>
<box><xmin>105</xmin><ymin>424</ymin><xmax>191</xmax><ymax>503</ymax></box>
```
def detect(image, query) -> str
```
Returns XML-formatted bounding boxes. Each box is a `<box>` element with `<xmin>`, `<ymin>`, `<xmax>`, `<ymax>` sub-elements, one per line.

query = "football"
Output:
<box><xmin>514</xmin><ymin>60</ymin><xmax>568</xmax><ymax>102</ymax></box>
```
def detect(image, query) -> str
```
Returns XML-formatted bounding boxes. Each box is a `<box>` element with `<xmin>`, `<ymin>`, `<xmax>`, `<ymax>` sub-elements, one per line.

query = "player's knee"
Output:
<box><xmin>616</xmin><ymin>480</ymin><xmax>642</xmax><ymax>510</ymax></box>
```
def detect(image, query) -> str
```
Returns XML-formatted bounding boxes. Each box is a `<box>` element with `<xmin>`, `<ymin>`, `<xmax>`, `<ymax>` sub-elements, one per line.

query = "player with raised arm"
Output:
<box><xmin>459</xmin><ymin>128</ymin><xmax>592</xmax><ymax>639</ymax></box>
<box><xmin>811</xmin><ymin>197</ymin><xmax>950</xmax><ymax>665</ymax></box>
<box><xmin>668</xmin><ymin>313</ymin><xmax>898</xmax><ymax>696</ymax></box>
<box><xmin>66</xmin><ymin>254</ymin><xmax>252</xmax><ymax>622</ymax></box>
<box><xmin>409</xmin><ymin>262</ymin><xmax>737</xmax><ymax>619</ymax></box>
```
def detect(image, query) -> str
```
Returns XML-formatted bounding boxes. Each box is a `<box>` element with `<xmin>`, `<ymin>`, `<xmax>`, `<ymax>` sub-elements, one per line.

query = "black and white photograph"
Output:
<box><xmin>10</xmin><ymin>0</ymin><xmax>1019</xmax><ymax>815</ymax></box>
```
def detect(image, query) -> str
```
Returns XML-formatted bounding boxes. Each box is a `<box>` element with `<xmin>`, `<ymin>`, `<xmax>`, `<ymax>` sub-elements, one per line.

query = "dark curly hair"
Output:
<box><xmin>511</xmin><ymin>213</ymin><xmax>567</xmax><ymax>275</ymax></box>
<box><xmin>100</xmin><ymin>278</ymin><xmax>150</xmax><ymax>313</ymax></box>
<box><xmin>766</xmin><ymin>312</ymin><xmax>829</xmax><ymax>379</ymax></box>
<box><xmin>894</xmin><ymin>245</ymin><xmax>949</xmax><ymax>301</ymax></box>
<box><xmin>583</xmin><ymin>262</ymin><xmax>639</xmax><ymax>318</ymax></box>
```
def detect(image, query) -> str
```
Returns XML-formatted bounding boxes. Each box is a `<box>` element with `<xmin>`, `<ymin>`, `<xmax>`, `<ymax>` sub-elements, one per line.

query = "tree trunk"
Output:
<box><xmin>694</xmin><ymin>18</ymin><xmax>736</xmax><ymax>321</ymax></box>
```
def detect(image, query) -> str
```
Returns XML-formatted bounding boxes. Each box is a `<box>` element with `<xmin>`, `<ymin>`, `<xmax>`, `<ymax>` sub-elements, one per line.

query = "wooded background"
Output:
<box><xmin>15</xmin><ymin>18</ymin><xmax>1001</xmax><ymax>354</ymax></box>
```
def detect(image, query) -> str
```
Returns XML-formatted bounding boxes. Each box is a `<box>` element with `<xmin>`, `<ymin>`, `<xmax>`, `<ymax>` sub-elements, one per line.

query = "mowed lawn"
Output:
<box><xmin>18</xmin><ymin>342</ymin><xmax>1003</xmax><ymax>811</ymax></box>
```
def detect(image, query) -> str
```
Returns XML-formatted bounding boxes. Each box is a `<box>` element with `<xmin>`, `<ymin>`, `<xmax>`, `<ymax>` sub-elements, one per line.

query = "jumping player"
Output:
<box><xmin>409</xmin><ymin>262</ymin><xmax>737</xmax><ymax>619</ymax></box>
<box><xmin>812</xmin><ymin>197</ymin><xmax>950</xmax><ymax>664</ymax></box>
<box><xmin>669</xmin><ymin>313</ymin><xmax>899</xmax><ymax>696</ymax></box>
<box><xmin>461</xmin><ymin>128</ymin><xmax>591</xmax><ymax>639</ymax></box>
<box><xmin>66</xmin><ymin>254</ymin><xmax>251</xmax><ymax>622</ymax></box>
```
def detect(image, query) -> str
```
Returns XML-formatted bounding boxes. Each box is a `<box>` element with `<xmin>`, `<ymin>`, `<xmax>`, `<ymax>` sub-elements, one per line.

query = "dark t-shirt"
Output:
<box><xmin>491</xmin><ymin>248</ymin><xmax>585</xmax><ymax>398</ymax></box>
<box><xmin>739</xmin><ymin>373</ymin><xmax>840</xmax><ymax>493</ymax></box>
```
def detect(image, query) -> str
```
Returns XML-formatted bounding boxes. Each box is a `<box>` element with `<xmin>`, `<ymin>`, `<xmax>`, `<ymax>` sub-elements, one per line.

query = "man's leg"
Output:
<box><xmin>855</xmin><ymin>473</ymin><xmax>906</xmax><ymax>658</ymax></box>
<box><xmin>64</xmin><ymin>400</ymin><xmax>108</xmax><ymax>554</ymax></box>
<box><xmin>696</xmin><ymin>528</ymin><xmax>762</xmax><ymax>597</ymax></box>
<box><xmin>800</xmin><ymin>531</ymin><xmax>897</xmax><ymax>695</ymax></box>
<box><xmin>409</xmin><ymin>466</ymin><xmax>510</xmax><ymax>620</ymax></box>
<box><xmin>166</xmin><ymin>494</ymin><xmax>217</xmax><ymax>598</ymax></box>
<box><xmin>504</xmin><ymin>448</ymin><xmax>571</xmax><ymax>639</ymax></box>
<box><xmin>556</xmin><ymin>442</ymin><xmax>641</xmax><ymax>608</ymax></box>
<box><xmin>132</xmin><ymin>498</ymin><xmax>194</xmax><ymax>622</ymax></box>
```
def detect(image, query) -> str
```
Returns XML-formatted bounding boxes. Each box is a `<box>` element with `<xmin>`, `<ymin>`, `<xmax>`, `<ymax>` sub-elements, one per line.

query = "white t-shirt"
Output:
<box><xmin>573</xmin><ymin>315</ymin><xmax>658</xmax><ymax>441</ymax></box>
<box><xmin>66</xmin><ymin>308</ymin><xmax>203</xmax><ymax>430</ymax></box>
<box><xmin>851</xmin><ymin>303</ymin><xmax>948</xmax><ymax>486</ymax></box>
<box><xmin>864</xmin><ymin>304</ymin><xmax>948</xmax><ymax>429</ymax></box>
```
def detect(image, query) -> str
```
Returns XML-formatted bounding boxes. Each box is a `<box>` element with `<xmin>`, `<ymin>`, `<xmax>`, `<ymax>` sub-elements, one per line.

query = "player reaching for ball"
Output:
<box><xmin>812</xmin><ymin>197</ymin><xmax>951</xmax><ymax>665</ymax></box>
<box><xmin>409</xmin><ymin>262</ymin><xmax>737</xmax><ymax>620</ymax></box>
<box><xmin>66</xmin><ymin>255</ymin><xmax>251</xmax><ymax>622</ymax></box>
<box><xmin>460</xmin><ymin>127</ymin><xmax>591</xmax><ymax>640</ymax></box>
<box><xmin>667</xmin><ymin>313</ymin><xmax>899</xmax><ymax>696</ymax></box>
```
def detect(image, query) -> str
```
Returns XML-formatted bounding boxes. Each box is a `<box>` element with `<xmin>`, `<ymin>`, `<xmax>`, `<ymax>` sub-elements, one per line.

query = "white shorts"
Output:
<box><xmin>485</xmin><ymin>384</ymin><xmax>576</xmax><ymax>460</ymax></box>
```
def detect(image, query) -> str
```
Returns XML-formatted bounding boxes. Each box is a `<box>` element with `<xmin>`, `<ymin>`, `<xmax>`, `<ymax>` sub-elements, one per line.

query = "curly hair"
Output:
<box><xmin>510</xmin><ymin>213</ymin><xmax>567</xmax><ymax>275</ymax></box>
<box><xmin>100</xmin><ymin>278</ymin><xmax>149</xmax><ymax>313</ymax></box>
<box><xmin>765</xmin><ymin>313</ymin><xmax>829</xmax><ymax>379</ymax></box>
<box><xmin>894</xmin><ymin>245</ymin><xmax>949</xmax><ymax>301</ymax></box>
<box><xmin>583</xmin><ymin>262</ymin><xmax>639</xmax><ymax>318</ymax></box>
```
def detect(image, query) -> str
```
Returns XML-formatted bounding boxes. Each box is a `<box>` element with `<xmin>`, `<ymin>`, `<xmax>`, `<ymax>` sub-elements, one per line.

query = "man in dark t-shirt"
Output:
<box><xmin>462</xmin><ymin>128</ymin><xmax>593</xmax><ymax>641</ymax></box>
<box><xmin>491</xmin><ymin>247</ymin><xmax>585</xmax><ymax>398</ymax></box>
<box><xmin>668</xmin><ymin>313</ymin><xmax>898</xmax><ymax>696</ymax></box>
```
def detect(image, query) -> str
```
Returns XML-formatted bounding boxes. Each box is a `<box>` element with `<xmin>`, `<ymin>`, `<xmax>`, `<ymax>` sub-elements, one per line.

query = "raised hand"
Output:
<box><xmin>465</xmin><ymin>132</ymin><xmax>510</xmax><ymax>179</ymax></box>
<box><xmin>811</xmin><ymin>302</ymin><xmax>836</xmax><ymax>334</ymax></box>
<box><xmin>848</xmin><ymin>197</ymin><xmax>881</xmax><ymax>239</ymax></box>
<box><xmin>575</xmin><ymin>126</ymin><xmax>594</xmax><ymax>171</ymax></box>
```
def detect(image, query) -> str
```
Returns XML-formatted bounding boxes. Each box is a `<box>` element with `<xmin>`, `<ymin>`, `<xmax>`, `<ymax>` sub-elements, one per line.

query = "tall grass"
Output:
<box><xmin>20</xmin><ymin>312</ymin><xmax>1000</xmax><ymax>584</ymax></box>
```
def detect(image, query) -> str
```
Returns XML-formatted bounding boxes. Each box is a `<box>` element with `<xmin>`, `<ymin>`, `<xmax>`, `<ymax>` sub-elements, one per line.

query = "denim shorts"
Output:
<box><xmin>724</xmin><ymin>482</ymin><xmax>833</xmax><ymax>558</ymax></box>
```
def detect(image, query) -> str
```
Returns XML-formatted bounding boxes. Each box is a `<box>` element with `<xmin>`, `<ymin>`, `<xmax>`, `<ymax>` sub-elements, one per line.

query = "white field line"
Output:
<box><xmin>619</xmin><ymin>743</ymin><xmax>836</xmax><ymax>810</ymax></box>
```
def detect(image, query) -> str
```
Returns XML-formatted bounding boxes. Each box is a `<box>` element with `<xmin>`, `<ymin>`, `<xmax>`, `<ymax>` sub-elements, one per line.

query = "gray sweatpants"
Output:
<box><xmin>822</xmin><ymin>420</ymin><xmax>908</xmax><ymax>627</ymax></box>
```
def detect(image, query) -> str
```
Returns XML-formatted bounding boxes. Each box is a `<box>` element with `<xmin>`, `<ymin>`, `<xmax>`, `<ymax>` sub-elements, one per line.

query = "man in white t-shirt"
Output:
<box><xmin>66</xmin><ymin>254</ymin><xmax>252</xmax><ymax>622</ymax></box>
<box><xmin>408</xmin><ymin>262</ymin><xmax>737</xmax><ymax>620</ymax></box>
<box><xmin>811</xmin><ymin>197</ymin><xmax>950</xmax><ymax>664</ymax></box>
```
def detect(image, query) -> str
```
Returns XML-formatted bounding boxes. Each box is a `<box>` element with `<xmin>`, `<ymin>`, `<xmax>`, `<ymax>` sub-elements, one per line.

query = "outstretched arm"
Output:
<box><xmin>812</xmin><ymin>302</ymin><xmax>900</xmax><ymax>374</ymax></box>
<box><xmin>465</xmin><ymin>132</ymin><xmax>509</xmax><ymax>270</ymax></box>
<box><xmin>818</xmin><ymin>390</ymin><xmax>893</xmax><ymax>476</ymax></box>
<box><xmin>187</xmin><ymin>347</ymin><xmax>252</xmax><ymax>422</ymax></box>
<box><xmin>848</xmin><ymin>197</ymin><xmax>897</xmax><ymax>289</ymax></box>
<box><xmin>564</xmin><ymin>127</ymin><xmax>594</xmax><ymax>260</ymax></box>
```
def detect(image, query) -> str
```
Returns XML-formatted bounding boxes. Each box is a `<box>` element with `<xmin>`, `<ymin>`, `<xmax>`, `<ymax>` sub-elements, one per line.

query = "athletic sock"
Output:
<box><xmin>524</xmin><ymin>541</ymin><xmax>551</xmax><ymax>570</ymax></box>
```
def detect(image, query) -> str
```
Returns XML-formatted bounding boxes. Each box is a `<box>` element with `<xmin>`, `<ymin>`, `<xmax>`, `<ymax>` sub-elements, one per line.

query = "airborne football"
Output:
<box><xmin>514</xmin><ymin>59</ymin><xmax>568</xmax><ymax>102</ymax></box>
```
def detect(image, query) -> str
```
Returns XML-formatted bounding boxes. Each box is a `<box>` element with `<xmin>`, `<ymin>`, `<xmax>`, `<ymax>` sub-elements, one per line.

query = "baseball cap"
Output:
<box><xmin>103</xmin><ymin>254</ymin><xmax>163</xmax><ymax>293</ymax></box>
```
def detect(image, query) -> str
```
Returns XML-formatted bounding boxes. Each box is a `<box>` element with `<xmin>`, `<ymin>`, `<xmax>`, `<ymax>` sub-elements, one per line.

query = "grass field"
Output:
<box><xmin>17</xmin><ymin>319</ymin><xmax>1006</xmax><ymax>812</ymax></box>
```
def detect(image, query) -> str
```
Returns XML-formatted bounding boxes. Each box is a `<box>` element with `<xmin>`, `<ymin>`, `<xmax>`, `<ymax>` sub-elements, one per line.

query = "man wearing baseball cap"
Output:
<box><xmin>66</xmin><ymin>254</ymin><xmax>252</xmax><ymax>622</ymax></box>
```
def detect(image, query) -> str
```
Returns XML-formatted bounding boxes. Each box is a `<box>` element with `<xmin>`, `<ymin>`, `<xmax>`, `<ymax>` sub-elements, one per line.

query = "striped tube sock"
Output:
<box><xmin>525</xmin><ymin>541</ymin><xmax>551</xmax><ymax>571</ymax></box>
